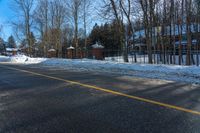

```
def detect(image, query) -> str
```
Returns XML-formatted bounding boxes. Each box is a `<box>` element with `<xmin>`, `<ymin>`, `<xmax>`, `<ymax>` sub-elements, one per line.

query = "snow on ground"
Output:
<box><xmin>105</xmin><ymin>54</ymin><xmax>200</xmax><ymax>66</ymax></box>
<box><xmin>0</xmin><ymin>55</ymin><xmax>200</xmax><ymax>84</ymax></box>
<box><xmin>0</xmin><ymin>56</ymin><xmax>10</xmax><ymax>62</ymax></box>
<box><xmin>0</xmin><ymin>55</ymin><xmax>46</xmax><ymax>64</ymax></box>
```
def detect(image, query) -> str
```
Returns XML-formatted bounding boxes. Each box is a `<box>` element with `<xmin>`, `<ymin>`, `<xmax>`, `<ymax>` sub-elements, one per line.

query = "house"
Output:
<box><xmin>92</xmin><ymin>42</ymin><xmax>104</xmax><ymax>60</ymax></box>
<box><xmin>6</xmin><ymin>48</ymin><xmax>18</xmax><ymax>56</ymax></box>
<box><xmin>48</xmin><ymin>48</ymin><xmax>56</xmax><ymax>58</ymax></box>
<box><xmin>133</xmin><ymin>24</ymin><xmax>200</xmax><ymax>53</ymax></box>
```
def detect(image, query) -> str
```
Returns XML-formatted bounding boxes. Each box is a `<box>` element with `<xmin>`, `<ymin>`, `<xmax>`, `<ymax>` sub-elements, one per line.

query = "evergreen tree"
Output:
<box><xmin>30</xmin><ymin>32</ymin><xmax>36</xmax><ymax>56</ymax></box>
<box><xmin>7</xmin><ymin>35</ymin><xmax>16</xmax><ymax>48</ymax></box>
<box><xmin>89</xmin><ymin>21</ymin><xmax>123</xmax><ymax>52</ymax></box>
<box><xmin>19</xmin><ymin>39</ymin><xmax>28</xmax><ymax>49</ymax></box>
<box><xmin>30</xmin><ymin>32</ymin><xmax>36</xmax><ymax>47</ymax></box>
<box><xmin>0</xmin><ymin>37</ymin><xmax>5</xmax><ymax>53</ymax></box>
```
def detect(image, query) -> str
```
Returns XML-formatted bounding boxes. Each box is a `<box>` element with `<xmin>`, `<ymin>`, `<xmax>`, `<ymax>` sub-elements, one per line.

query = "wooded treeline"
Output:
<box><xmin>100</xmin><ymin>0</ymin><xmax>200</xmax><ymax>65</ymax></box>
<box><xmin>8</xmin><ymin>0</ymin><xmax>200</xmax><ymax>65</ymax></box>
<box><xmin>10</xmin><ymin>0</ymin><xmax>92</xmax><ymax>57</ymax></box>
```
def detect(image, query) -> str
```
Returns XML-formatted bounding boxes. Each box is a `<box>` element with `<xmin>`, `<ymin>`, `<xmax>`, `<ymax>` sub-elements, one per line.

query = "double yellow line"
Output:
<box><xmin>4</xmin><ymin>65</ymin><xmax>200</xmax><ymax>116</ymax></box>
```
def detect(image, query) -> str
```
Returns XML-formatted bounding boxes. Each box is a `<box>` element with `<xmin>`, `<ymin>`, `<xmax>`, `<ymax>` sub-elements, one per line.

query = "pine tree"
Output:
<box><xmin>7</xmin><ymin>35</ymin><xmax>16</xmax><ymax>48</ymax></box>
<box><xmin>0</xmin><ymin>37</ymin><xmax>5</xmax><ymax>53</ymax></box>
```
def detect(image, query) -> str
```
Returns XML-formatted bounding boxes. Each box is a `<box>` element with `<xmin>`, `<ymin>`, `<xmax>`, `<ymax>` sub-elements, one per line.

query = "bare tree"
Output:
<box><xmin>101</xmin><ymin>0</ymin><xmax>129</xmax><ymax>62</ymax></box>
<box><xmin>0</xmin><ymin>25</ymin><xmax>3</xmax><ymax>38</ymax></box>
<box><xmin>34</xmin><ymin>0</ymin><xmax>67</xmax><ymax>57</ymax></box>
<box><xmin>66</xmin><ymin>0</ymin><xmax>82</xmax><ymax>56</ymax></box>
<box><xmin>139</xmin><ymin>0</ymin><xmax>152</xmax><ymax>63</ymax></box>
<box><xmin>82</xmin><ymin>0</ymin><xmax>92</xmax><ymax>48</ymax></box>
<box><xmin>194</xmin><ymin>0</ymin><xmax>200</xmax><ymax>66</ymax></box>
<box><xmin>34</xmin><ymin>0</ymin><xmax>49</xmax><ymax>57</ymax></box>
<box><xmin>12</xmin><ymin>0</ymin><xmax>35</xmax><ymax>56</ymax></box>
<box><xmin>49</xmin><ymin>0</ymin><xmax>67</xmax><ymax>57</ymax></box>
<box><xmin>185</xmin><ymin>0</ymin><xmax>192</xmax><ymax>65</ymax></box>
<box><xmin>0</xmin><ymin>25</ymin><xmax>6</xmax><ymax>53</ymax></box>
<box><xmin>119</xmin><ymin>0</ymin><xmax>141</xmax><ymax>63</ymax></box>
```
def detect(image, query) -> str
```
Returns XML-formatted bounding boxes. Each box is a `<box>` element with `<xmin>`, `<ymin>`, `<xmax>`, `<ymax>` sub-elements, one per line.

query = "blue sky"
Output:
<box><xmin>0</xmin><ymin>0</ymin><xmax>13</xmax><ymax>40</ymax></box>
<box><xmin>0</xmin><ymin>0</ymin><xmax>103</xmax><ymax>41</ymax></box>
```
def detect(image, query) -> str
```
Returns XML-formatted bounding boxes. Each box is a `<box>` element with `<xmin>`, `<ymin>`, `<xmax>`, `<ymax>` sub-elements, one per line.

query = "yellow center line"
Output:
<box><xmin>4</xmin><ymin>65</ymin><xmax>200</xmax><ymax>116</ymax></box>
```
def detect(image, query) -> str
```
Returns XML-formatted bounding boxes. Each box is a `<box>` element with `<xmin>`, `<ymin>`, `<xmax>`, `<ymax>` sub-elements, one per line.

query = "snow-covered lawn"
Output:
<box><xmin>105</xmin><ymin>54</ymin><xmax>200</xmax><ymax>65</ymax></box>
<box><xmin>0</xmin><ymin>55</ymin><xmax>200</xmax><ymax>84</ymax></box>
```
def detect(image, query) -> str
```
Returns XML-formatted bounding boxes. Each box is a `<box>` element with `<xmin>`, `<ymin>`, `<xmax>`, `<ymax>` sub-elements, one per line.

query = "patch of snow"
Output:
<box><xmin>6</xmin><ymin>48</ymin><xmax>18</xmax><ymax>52</ymax></box>
<box><xmin>67</xmin><ymin>46</ymin><xmax>75</xmax><ymax>50</ymax></box>
<box><xmin>48</xmin><ymin>49</ymin><xmax>56</xmax><ymax>52</ymax></box>
<box><xmin>175</xmin><ymin>39</ymin><xmax>197</xmax><ymax>46</ymax></box>
<box><xmin>105</xmin><ymin>54</ymin><xmax>200</xmax><ymax>66</ymax></box>
<box><xmin>0</xmin><ymin>55</ymin><xmax>10</xmax><ymax>62</ymax></box>
<box><xmin>0</xmin><ymin>55</ymin><xmax>46</xmax><ymax>64</ymax></box>
<box><xmin>92</xmin><ymin>43</ymin><xmax>104</xmax><ymax>49</ymax></box>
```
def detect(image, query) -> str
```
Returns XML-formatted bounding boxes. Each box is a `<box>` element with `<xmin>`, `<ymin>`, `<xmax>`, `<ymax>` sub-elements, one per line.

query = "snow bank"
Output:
<box><xmin>11</xmin><ymin>55</ymin><xmax>47</xmax><ymax>64</ymax></box>
<box><xmin>0</xmin><ymin>55</ymin><xmax>46</xmax><ymax>64</ymax></box>
<box><xmin>1</xmin><ymin>54</ymin><xmax>200</xmax><ymax>84</ymax></box>
<box><xmin>40</xmin><ymin>58</ymin><xmax>200</xmax><ymax>76</ymax></box>
<box><xmin>105</xmin><ymin>55</ymin><xmax>200</xmax><ymax>66</ymax></box>
<box><xmin>39</xmin><ymin>58</ymin><xmax>200</xmax><ymax>84</ymax></box>
<box><xmin>0</xmin><ymin>55</ymin><xmax>10</xmax><ymax>62</ymax></box>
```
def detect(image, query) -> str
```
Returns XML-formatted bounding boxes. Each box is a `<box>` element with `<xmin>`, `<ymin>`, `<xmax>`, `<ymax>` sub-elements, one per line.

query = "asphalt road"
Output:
<box><xmin>0</xmin><ymin>64</ymin><xmax>200</xmax><ymax>133</ymax></box>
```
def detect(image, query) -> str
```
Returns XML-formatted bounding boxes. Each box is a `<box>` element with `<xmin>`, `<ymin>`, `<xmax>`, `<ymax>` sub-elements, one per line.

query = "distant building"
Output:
<box><xmin>133</xmin><ymin>24</ymin><xmax>200</xmax><ymax>52</ymax></box>
<box><xmin>5</xmin><ymin>48</ymin><xmax>18</xmax><ymax>56</ymax></box>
